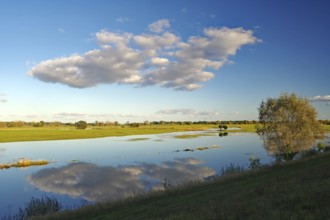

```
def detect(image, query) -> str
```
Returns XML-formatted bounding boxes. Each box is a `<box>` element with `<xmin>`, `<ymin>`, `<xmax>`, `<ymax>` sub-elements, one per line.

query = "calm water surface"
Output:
<box><xmin>0</xmin><ymin>131</ymin><xmax>291</xmax><ymax>215</ymax></box>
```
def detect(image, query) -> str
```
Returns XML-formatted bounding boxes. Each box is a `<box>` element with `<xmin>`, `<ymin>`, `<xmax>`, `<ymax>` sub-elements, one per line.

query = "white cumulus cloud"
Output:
<box><xmin>134</xmin><ymin>32</ymin><xmax>179</xmax><ymax>50</ymax></box>
<box><xmin>148</xmin><ymin>19</ymin><xmax>170</xmax><ymax>33</ymax></box>
<box><xmin>309</xmin><ymin>95</ymin><xmax>330</xmax><ymax>102</ymax></box>
<box><xmin>28</xmin><ymin>19</ymin><xmax>260</xmax><ymax>91</ymax></box>
<box><xmin>0</xmin><ymin>93</ymin><xmax>8</xmax><ymax>103</ymax></box>
<box><xmin>156</xmin><ymin>108</ymin><xmax>220</xmax><ymax>117</ymax></box>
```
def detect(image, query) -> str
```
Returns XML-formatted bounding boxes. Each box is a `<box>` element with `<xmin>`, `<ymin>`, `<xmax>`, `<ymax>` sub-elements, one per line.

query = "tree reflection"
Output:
<box><xmin>218</xmin><ymin>132</ymin><xmax>228</xmax><ymax>137</ymax></box>
<box><xmin>259</xmin><ymin>133</ymin><xmax>318</xmax><ymax>161</ymax></box>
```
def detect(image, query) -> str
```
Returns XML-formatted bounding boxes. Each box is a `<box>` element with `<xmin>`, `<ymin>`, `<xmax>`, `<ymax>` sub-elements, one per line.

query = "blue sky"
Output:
<box><xmin>0</xmin><ymin>0</ymin><xmax>329</xmax><ymax>123</ymax></box>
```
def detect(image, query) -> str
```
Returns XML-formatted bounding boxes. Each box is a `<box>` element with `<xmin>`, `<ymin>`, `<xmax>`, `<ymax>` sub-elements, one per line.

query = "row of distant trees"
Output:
<box><xmin>0</xmin><ymin>119</ymin><xmax>329</xmax><ymax>128</ymax></box>
<box><xmin>0</xmin><ymin>120</ymin><xmax>259</xmax><ymax>128</ymax></box>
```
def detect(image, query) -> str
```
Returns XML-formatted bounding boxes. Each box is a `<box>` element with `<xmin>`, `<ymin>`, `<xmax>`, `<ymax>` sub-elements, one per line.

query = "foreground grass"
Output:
<box><xmin>30</xmin><ymin>152</ymin><xmax>330</xmax><ymax>220</ymax></box>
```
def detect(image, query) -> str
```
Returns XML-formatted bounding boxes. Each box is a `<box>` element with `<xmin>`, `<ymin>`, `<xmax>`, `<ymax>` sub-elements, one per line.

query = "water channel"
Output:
<box><xmin>1</xmin><ymin>130</ymin><xmax>326</xmax><ymax>216</ymax></box>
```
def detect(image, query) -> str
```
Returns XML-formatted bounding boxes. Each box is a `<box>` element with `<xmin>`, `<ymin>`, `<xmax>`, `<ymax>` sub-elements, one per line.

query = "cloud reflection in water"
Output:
<box><xmin>27</xmin><ymin>158</ymin><xmax>215</xmax><ymax>201</ymax></box>
<box><xmin>0</xmin><ymin>148</ymin><xmax>5</xmax><ymax>156</ymax></box>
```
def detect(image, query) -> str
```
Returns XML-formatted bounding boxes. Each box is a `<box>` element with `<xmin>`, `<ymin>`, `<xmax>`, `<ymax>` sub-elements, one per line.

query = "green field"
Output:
<box><xmin>28</xmin><ymin>152</ymin><xmax>330</xmax><ymax>220</ymax></box>
<box><xmin>0</xmin><ymin>124</ymin><xmax>213</xmax><ymax>143</ymax></box>
<box><xmin>0</xmin><ymin>124</ymin><xmax>252</xmax><ymax>143</ymax></box>
<box><xmin>0</xmin><ymin>124</ymin><xmax>328</xmax><ymax>143</ymax></box>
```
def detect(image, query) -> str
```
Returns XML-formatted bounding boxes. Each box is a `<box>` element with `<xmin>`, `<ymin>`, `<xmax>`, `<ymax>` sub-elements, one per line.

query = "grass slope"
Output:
<box><xmin>32</xmin><ymin>152</ymin><xmax>330</xmax><ymax>220</ymax></box>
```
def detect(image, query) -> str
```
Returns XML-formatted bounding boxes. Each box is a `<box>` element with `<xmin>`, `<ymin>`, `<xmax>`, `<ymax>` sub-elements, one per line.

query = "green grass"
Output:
<box><xmin>127</xmin><ymin>138</ymin><xmax>150</xmax><ymax>141</ymax></box>
<box><xmin>29</xmin><ymin>152</ymin><xmax>330</xmax><ymax>220</ymax></box>
<box><xmin>227</xmin><ymin>124</ymin><xmax>257</xmax><ymax>132</ymax></box>
<box><xmin>1</xmin><ymin>124</ymin><xmax>327</xmax><ymax>143</ymax></box>
<box><xmin>0</xmin><ymin>124</ymin><xmax>327</xmax><ymax>144</ymax></box>
<box><xmin>0</xmin><ymin>124</ymin><xmax>217</xmax><ymax>143</ymax></box>
<box><xmin>323</xmin><ymin>124</ymin><xmax>330</xmax><ymax>132</ymax></box>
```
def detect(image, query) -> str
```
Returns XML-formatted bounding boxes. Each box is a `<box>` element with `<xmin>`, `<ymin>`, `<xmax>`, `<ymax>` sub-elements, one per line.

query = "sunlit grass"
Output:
<box><xmin>0</xmin><ymin>158</ymin><xmax>49</xmax><ymax>169</ymax></box>
<box><xmin>322</xmin><ymin>124</ymin><xmax>330</xmax><ymax>132</ymax></box>
<box><xmin>227</xmin><ymin>124</ymin><xmax>257</xmax><ymax>132</ymax></box>
<box><xmin>127</xmin><ymin>138</ymin><xmax>150</xmax><ymax>141</ymax></box>
<box><xmin>0</xmin><ymin>124</ymin><xmax>217</xmax><ymax>143</ymax></box>
<box><xmin>196</xmin><ymin>145</ymin><xmax>220</xmax><ymax>151</ymax></box>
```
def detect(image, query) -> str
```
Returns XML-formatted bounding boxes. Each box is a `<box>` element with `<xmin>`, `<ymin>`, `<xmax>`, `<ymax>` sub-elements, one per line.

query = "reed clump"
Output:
<box><xmin>0</xmin><ymin>158</ymin><xmax>49</xmax><ymax>169</ymax></box>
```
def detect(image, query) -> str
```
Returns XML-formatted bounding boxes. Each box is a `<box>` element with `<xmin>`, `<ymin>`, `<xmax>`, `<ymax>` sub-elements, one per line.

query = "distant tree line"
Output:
<box><xmin>319</xmin><ymin>120</ymin><xmax>330</xmax><ymax>125</ymax></box>
<box><xmin>0</xmin><ymin>119</ymin><xmax>328</xmax><ymax>128</ymax></box>
<box><xmin>0</xmin><ymin>121</ymin><xmax>61</xmax><ymax>128</ymax></box>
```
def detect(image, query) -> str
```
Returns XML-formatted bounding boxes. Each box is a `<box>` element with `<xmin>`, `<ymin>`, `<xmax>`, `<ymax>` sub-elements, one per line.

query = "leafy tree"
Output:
<box><xmin>257</xmin><ymin>93</ymin><xmax>325</xmax><ymax>160</ymax></box>
<box><xmin>219</xmin><ymin>125</ymin><xmax>228</xmax><ymax>130</ymax></box>
<box><xmin>75</xmin><ymin>120</ymin><xmax>88</xmax><ymax>130</ymax></box>
<box><xmin>33</xmin><ymin>121</ymin><xmax>45</xmax><ymax>127</ymax></box>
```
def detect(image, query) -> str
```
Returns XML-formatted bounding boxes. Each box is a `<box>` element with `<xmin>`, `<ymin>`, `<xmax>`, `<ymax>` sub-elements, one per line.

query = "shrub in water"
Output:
<box><xmin>249</xmin><ymin>155</ymin><xmax>261</xmax><ymax>170</ymax></box>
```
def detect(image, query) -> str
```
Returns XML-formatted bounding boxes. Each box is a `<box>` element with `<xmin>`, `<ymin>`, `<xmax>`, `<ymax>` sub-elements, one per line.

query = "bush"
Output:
<box><xmin>219</xmin><ymin>125</ymin><xmax>228</xmax><ymax>130</ymax></box>
<box><xmin>249</xmin><ymin>155</ymin><xmax>261</xmax><ymax>170</ymax></box>
<box><xmin>75</xmin><ymin>120</ymin><xmax>87</xmax><ymax>130</ymax></box>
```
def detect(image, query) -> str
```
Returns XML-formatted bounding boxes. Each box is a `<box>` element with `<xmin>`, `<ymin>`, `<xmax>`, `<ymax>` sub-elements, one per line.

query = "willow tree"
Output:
<box><xmin>257</xmin><ymin>93</ymin><xmax>325</xmax><ymax>160</ymax></box>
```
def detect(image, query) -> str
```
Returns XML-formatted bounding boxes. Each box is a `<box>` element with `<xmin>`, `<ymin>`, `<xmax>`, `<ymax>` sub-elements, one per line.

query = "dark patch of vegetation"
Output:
<box><xmin>220</xmin><ymin>163</ymin><xmax>245</xmax><ymax>176</ymax></box>
<box><xmin>218</xmin><ymin>124</ymin><xmax>228</xmax><ymax>130</ymax></box>
<box><xmin>175</xmin><ymin>145</ymin><xmax>220</xmax><ymax>153</ymax></box>
<box><xmin>218</xmin><ymin>132</ymin><xmax>228</xmax><ymax>137</ymax></box>
<box><xmin>2</xmin><ymin>196</ymin><xmax>61</xmax><ymax>220</ymax></box>
<box><xmin>75</xmin><ymin>121</ymin><xmax>88</xmax><ymax>130</ymax></box>
<box><xmin>248</xmin><ymin>154</ymin><xmax>262</xmax><ymax>170</ymax></box>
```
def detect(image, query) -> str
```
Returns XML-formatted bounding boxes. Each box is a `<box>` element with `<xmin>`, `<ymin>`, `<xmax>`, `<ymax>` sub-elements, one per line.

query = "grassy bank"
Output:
<box><xmin>29</xmin><ymin>152</ymin><xmax>330</xmax><ymax>220</ymax></box>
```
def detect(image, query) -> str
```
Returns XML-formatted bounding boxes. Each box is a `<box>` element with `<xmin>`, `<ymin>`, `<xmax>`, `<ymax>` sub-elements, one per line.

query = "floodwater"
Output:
<box><xmin>0</xmin><ymin>130</ymin><xmax>298</xmax><ymax>215</ymax></box>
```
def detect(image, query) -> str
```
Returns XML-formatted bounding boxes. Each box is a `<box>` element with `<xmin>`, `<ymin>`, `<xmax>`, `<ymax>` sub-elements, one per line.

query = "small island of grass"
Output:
<box><xmin>0</xmin><ymin>158</ymin><xmax>49</xmax><ymax>170</ymax></box>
